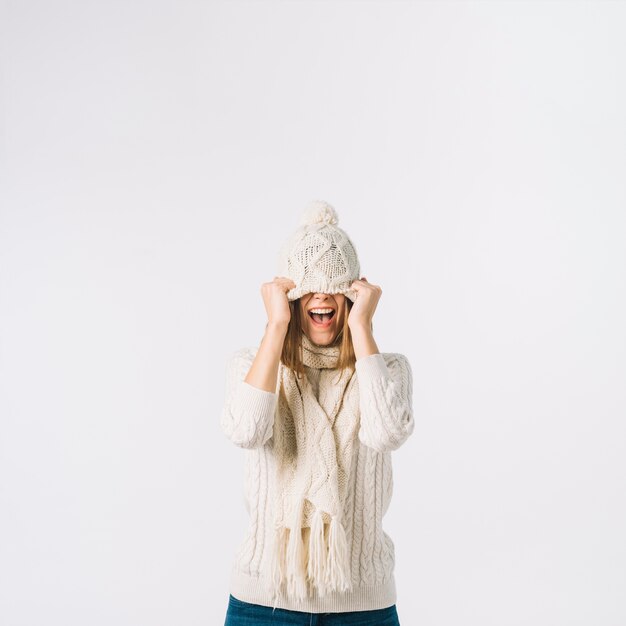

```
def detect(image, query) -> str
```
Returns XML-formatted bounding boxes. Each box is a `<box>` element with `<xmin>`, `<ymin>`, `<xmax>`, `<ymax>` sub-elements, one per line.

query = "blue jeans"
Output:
<box><xmin>224</xmin><ymin>594</ymin><xmax>401</xmax><ymax>625</ymax></box>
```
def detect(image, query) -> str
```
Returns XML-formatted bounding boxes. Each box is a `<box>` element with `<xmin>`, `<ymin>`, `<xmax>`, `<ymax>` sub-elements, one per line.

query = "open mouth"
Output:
<box><xmin>308</xmin><ymin>308</ymin><xmax>336</xmax><ymax>325</ymax></box>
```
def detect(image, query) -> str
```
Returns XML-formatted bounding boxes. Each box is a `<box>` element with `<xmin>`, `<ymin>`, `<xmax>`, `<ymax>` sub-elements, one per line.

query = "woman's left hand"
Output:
<box><xmin>347</xmin><ymin>277</ymin><xmax>382</xmax><ymax>330</ymax></box>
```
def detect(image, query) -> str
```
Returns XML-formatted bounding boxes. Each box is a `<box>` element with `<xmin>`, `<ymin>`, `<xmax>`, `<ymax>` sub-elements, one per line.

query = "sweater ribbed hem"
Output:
<box><xmin>229</xmin><ymin>566</ymin><xmax>397</xmax><ymax>613</ymax></box>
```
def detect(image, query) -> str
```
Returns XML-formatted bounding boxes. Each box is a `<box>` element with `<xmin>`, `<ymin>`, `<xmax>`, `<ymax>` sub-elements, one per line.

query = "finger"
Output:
<box><xmin>274</xmin><ymin>277</ymin><xmax>296</xmax><ymax>289</ymax></box>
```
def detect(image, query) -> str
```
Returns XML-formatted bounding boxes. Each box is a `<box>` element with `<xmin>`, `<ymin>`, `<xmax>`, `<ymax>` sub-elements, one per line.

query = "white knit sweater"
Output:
<box><xmin>220</xmin><ymin>346</ymin><xmax>415</xmax><ymax>613</ymax></box>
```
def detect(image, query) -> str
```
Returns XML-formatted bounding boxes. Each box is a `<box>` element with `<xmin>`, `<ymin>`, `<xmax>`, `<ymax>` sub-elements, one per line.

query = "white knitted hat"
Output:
<box><xmin>277</xmin><ymin>200</ymin><xmax>361</xmax><ymax>302</ymax></box>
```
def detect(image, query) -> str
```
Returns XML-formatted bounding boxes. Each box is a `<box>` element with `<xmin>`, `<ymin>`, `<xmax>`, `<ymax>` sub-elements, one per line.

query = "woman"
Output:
<box><xmin>221</xmin><ymin>200</ymin><xmax>415</xmax><ymax>625</ymax></box>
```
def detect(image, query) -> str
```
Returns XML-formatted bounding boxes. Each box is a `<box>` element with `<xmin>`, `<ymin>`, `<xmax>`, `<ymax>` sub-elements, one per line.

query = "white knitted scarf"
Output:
<box><xmin>268</xmin><ymin>333</ymin><xmax>360</xmax><ymax>605</ymax></box>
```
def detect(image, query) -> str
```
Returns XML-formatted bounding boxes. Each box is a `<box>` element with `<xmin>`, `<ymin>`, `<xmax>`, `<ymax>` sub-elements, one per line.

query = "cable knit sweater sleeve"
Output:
<box><xmin>354</xmin><ymin>351</ymin><xmax>415</xmax><ymax>453</ymax></box>
<box><xmin>219</xmin><ymin>347</ymin><xmax>278</xmax><ymax>449</ymax></box>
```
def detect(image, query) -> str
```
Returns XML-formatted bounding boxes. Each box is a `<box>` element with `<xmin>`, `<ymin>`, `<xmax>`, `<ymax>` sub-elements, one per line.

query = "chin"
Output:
<box><xmin>305</xmin><ymin>327</ymin><xmax>340</xmax><ymax>346</ymax></box>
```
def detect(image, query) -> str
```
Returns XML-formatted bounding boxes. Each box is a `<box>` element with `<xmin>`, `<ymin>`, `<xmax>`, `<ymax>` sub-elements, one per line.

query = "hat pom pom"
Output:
<box><xmin>300</xmin><ymin>200</ymin><xmax>338</xmax><ymax>227</ymax></box>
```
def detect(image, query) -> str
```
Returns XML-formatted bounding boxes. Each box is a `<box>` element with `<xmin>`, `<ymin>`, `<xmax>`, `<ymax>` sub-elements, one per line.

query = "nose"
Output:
<box><xmin>310</xmin><ymin>295</ymin><xmax>331</xmax><ymax>307</ymax></box>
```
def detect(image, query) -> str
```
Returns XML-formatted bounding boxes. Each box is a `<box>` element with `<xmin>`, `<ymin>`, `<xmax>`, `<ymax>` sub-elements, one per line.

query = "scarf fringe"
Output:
<box><xmin>326</xmin><ymin>514</ymin><xmax>351</xmax><ymax>592</ymax></box>
<box><xmin>307</xmin><ymin>507</ymin><xmax>327</xmax><ymax>593</ymax></box>
<box><xmin>285</xmin><ymin>497</ymin><xmax>308</xmax><ymax>600</ymax></box>
<box><xmin>268</xmin><ymin>501</ymin><xmax>353</xmax><ymax>604</ymax></box>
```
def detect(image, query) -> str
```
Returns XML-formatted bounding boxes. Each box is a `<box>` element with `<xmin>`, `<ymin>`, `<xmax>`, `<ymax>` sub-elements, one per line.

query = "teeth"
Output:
<box><xmin>309</xmin><ymin>308</ymin><xmax>334</xmax><ymax>314</ymax></box>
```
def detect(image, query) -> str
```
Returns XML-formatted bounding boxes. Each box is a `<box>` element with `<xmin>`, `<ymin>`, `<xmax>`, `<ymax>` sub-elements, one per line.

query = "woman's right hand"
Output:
<box><xmin>261</xmin><ymin>277</ymin><xmax>296</xmax><ymax>327</ymax></box>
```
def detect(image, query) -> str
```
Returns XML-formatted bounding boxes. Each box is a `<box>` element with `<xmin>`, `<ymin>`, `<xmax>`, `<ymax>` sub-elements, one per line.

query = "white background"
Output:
<box><xmin>1</xmin><ymin>1</ymin><xmax>625</xmax><ymax>625</ymax></box>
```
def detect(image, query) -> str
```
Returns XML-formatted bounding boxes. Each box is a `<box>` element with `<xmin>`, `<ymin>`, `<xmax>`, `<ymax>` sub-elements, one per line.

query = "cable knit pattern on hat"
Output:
<box><xmin>277</xmin><ymin>200</ymin><xmax>361</xmax><ymax>303</ymax></box>
<box><xmin>219</xmin><ymin>339</ymin><xmax>415</xmax><ymax>613</ymax></box>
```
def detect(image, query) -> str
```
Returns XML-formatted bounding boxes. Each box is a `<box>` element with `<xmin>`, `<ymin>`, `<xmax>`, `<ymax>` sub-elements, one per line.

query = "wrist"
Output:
<box><xmin>266</xmin><ymin>320</ymin><xmax>289</xmax><ymax>334</ymax></box>
<box><xmin>348</xmin><ymin>321</ymin><xmax>372</xmax><ymax>335</ymax></box>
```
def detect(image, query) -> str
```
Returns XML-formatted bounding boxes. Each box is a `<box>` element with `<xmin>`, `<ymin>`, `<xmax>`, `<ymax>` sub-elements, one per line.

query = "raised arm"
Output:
<box><xmin>219</xmin><ymin>276</ymin><xmax>294</xmax><ymax>449</ymax></box>
<box><xmin>346</xmin><ymin>278</ymin><xmax>415</xmax><ymax>452</ymax></box>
